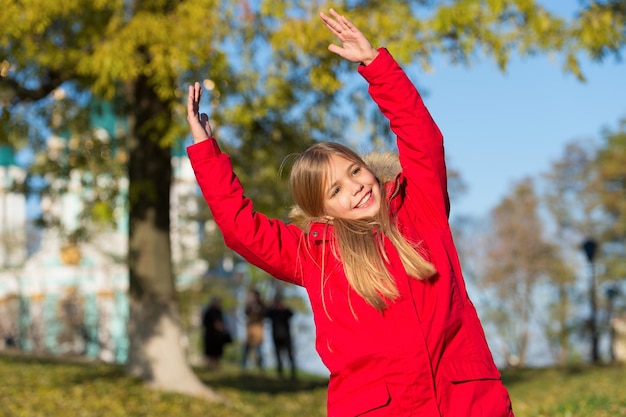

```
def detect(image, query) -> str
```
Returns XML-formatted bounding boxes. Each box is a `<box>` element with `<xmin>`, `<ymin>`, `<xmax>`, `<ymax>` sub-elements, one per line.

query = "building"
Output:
<box><xmin>0</xmin><ymin>100</ymin><xmax>207</xmax><ymax>362</ymax></box>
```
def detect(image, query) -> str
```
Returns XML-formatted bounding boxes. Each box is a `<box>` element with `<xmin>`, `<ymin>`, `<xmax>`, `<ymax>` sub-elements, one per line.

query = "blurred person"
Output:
<box><xmin>241</xmin><ymin>289</ymin><xmax>266</xmax><ymax>371</ymax></box>
<box><xmin>266</xmin><ymin>292</ymin><xmax>297</xmax><ymax>379</ymax></box>
<box><xmin>201</xmin><ymin>296</ymin><xmax>231</xmax><ymax>369</ymax></box>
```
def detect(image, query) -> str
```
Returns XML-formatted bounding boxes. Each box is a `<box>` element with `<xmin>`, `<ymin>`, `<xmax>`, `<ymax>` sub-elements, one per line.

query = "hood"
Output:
<box><xmin>288</xmin><ymin>151</ymin><xmax>401</xmax><ymax>231</ymax></box>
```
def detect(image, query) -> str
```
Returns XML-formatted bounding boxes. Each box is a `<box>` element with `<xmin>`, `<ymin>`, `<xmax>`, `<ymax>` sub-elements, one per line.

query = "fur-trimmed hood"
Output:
<box><xmin>288</xmin><ymin>151</ymin><xmax>401</xmax><ymax>230</ymax></box>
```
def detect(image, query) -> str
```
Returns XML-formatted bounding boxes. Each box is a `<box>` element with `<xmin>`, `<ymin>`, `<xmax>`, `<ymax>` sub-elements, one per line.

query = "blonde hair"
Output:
<box><xmin>289</xmin><ymin>142</ymin><xmax>436</xmax><ymax>311</ymax></box>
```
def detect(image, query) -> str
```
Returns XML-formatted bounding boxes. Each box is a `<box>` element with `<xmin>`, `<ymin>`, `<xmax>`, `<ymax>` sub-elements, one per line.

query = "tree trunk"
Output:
<box><xmin>124</xmin><ymin>77</ymin><xmax>220</xmax><ymax>400</ymax></box>
<box><xmin>557</xmin><ymin>286</ymin><xmax>570</xmax><ymax>364</ymax></box>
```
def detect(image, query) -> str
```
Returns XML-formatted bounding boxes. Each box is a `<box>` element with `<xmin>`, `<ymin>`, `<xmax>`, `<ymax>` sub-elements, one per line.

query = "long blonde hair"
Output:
<box><xmin>289</xmin><ymin>142</ymin><xmax>436</xmax><ymax>311</ymax></box>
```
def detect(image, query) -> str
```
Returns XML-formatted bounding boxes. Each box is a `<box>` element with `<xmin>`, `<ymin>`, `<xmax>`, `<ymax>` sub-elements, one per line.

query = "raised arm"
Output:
<box><xmin>359</xmin><ymin>51</ymin><xmax>450</xmax><ymax>221</ymax></box>
<box><xmin>186</xmin><ymin>84</ymin><xmax>305</xmax><ymax>286</ymax></box>
<box><xmin>321</xmin><ymin>9</ymin><xmax>449</xmax><ymax>221</ymax></box>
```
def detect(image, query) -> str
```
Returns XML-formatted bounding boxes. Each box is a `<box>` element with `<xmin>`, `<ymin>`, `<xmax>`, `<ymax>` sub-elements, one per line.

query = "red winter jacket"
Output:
<box><xmin>188</xmin><ymin>48</ymin><xmax>514</xmax><ymax>417</ymax></box>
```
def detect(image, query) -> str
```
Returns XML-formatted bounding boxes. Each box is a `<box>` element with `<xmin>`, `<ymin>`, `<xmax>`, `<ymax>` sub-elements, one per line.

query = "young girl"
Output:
<box><xmin>187</xmin><ymin>8</ymin><xmax>515</xmax><ymax>417</ymax></box>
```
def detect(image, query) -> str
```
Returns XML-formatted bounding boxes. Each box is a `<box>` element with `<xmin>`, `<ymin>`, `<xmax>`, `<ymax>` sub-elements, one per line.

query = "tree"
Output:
<box><xmin>1</xmin><ymin>0</ymin><xmax>235</xmax><ymax>400</ymax></box>
<box><xmin>594</xmin><ymin>118</ymin><xmax>626</xmax><ymax>280</ymax></box>
<box><xmin>542</xmin><ymin>132</ymin><xmax>626</xmax><ymax>363</ymax></box>
<box><xmin>543</xmin><ymin>140</ymin><xmax>604</xmax><ymax>363</ymax></box>
<box><xmin>1</xmin><ymin>0</ymin><xmax>624</xmax><ymax>398</ymax></box>
<box><xmin>478</xmin><ymin>178</ymin><xmax>569</xmax><ymax>366</ymax></box>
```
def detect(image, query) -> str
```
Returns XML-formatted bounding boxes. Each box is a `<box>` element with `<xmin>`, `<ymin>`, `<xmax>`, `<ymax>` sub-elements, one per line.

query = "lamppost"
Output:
<box><xmin>581</xmin><ymin>237</ymin><xmax>599</xmax><ymax>363</ymax></box>
<box><xmin>606</xmin><ymin>285</ymin><xmax>619</xmax><ymax>362</ymax></box>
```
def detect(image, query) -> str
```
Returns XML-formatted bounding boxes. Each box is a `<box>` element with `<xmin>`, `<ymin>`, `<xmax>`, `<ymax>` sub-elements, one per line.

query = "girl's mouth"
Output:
<box><xmin>355</xmin><ymin>191</ymin><xmax>372</xmax><ymax>209</ymax></box>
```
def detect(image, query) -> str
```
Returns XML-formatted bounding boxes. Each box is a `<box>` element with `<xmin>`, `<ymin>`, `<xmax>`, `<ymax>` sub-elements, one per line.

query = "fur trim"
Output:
<box><xmin>288</xmin><ymin>151</ymin><xmax>400</xmax><ymax>230</ymax></box>
<box><xmin>363</xmin><ymin>151</ymin><xmax>401</xmax><ymax>183</ymax></box>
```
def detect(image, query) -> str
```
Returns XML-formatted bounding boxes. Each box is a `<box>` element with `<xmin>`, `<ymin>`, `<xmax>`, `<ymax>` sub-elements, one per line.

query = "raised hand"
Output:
<box><xmin>320</xmin><ymin>8</ymin><xmax>379</xmax><ymax>65</ymax></box>
<box><xmin>187</xmin><ymin>82</ymin><xmax>213</xmax><ymax>144</ymax></box>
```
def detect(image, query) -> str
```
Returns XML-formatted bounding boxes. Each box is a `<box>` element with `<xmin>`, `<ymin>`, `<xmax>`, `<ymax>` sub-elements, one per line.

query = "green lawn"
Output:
<box><xmin>502</xmin><ymin>364</ymin><xmax>626</xmax><ymax>417</ymax></box>
<box><xmin>0</xmin><ymin>353</ymin><xmax>624</xmax><ymax>417</ymax></box>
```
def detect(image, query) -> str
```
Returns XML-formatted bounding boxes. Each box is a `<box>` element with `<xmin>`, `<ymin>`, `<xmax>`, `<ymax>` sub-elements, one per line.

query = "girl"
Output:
<box><xmin>186</xmin><ymin>8</ymin><xmax>515</xmax><ymax>417</ymax></box>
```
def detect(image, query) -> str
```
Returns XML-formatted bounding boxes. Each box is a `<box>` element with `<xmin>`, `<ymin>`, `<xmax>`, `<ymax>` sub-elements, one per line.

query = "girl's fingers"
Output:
<box><xmin>341</xmin><ymin>16</ymin><xmax>354</xmax><ymax>30</ymax></box>
<box><xmin>320</xmin><ymin>13</ymin><xmax>338</xmax><ymax>33</ymax></box>
<box><xmin>195</xmin><ymin>82</ymin><xmax>202</xmax><ymax>103</ymax></box>
<box><xmin>187</xmin><ymin>85</ymin><xmax>195</xmax><ymax>115</ymax></box>
<box><xmin>187</xmin><ymin>83</ymin><xmax>204</xmax><ymax>118</ymax></box>
<box><xmin>329</xmin><ymin>8</ymin><xmax>341</xmax><ymax>21</ymax></box>
<box><xmin>321</xmin><ymin>9</ymin><xmax>346</xmax><ymax>33</ymax></box>
<box><xmin>329</xmin><ymin>8</ymin><xmax>350</xmax><ymax>30</ymax></box>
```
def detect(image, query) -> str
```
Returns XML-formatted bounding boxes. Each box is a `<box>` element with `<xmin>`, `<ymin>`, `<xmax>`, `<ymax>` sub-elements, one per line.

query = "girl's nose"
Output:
<box><xmin>352</xmin><ymin>182</ymin><xmax>364</xmax><ymax>196</ymax></box>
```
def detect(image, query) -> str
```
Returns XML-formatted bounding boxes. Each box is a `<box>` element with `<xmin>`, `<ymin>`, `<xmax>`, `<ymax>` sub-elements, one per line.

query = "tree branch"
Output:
<box><xmin>0</xmin><ymin>69</ymin><xmax>67</xmax><ymax>104</ymax></box>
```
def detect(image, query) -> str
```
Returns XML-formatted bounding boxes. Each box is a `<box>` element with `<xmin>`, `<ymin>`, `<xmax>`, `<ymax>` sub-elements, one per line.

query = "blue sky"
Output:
<box><xmin>405</xmin><ymin>1</ymin><xmax>626</xmax><ymax>220</ymax></box>
<box><xmin>14</xmin><ymin>2</ymin><xmax>624</xmax><ymax>225</ymax></box>
<box><xmin>417</xmin><ymin>51</ymin><xmax>625</xmax><ymax>220</ymax></box>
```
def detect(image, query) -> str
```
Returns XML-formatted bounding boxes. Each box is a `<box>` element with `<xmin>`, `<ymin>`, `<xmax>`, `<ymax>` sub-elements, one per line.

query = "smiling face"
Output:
<box><xmin>322</xmin><ymin>154</ymin><xmax>381</xmax><ymax>220</ymax></box>
<box><xmin>289</xmin><ymin>142</ymin><xmax>383</xmax><ymax>222</ymax></box>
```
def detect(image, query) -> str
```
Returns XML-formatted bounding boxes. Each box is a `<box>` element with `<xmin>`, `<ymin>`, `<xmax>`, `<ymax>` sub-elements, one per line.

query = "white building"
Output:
<box><xmin>0</xmin><ymin>102</ymin><xmax>207</xmax><ymax>362</ymax></box>
<box><xmin>0</xmin><ymin>154</ymin><xmax>27</xmax><ymax>268</ymax></box>
<box><xmin>0</xmin><ymin>147</ymin><xmax>28</xmax><ymax>348</ymax></box>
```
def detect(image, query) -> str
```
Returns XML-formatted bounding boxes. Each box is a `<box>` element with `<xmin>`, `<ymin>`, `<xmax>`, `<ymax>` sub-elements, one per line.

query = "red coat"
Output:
<box><xmin>188</xmin><ymin>48</ymin><xmax>514</xmax><ymax>416</ymax></box>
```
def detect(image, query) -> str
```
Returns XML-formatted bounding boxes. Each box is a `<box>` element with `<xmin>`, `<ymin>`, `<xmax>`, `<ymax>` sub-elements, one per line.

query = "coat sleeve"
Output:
<box><xmin>187</xmin><ymin>139</ymin><xmax>305</xmax><ymax>286</ymax></box>
<box><xmin>358</xmin><ymin>48</ymin><xmax>450</xmax><ymax>223</ymax></box>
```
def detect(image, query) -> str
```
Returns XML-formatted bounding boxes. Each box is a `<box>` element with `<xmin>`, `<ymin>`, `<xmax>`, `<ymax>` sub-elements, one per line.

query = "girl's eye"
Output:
<box><xmin>351</xmin><ymin>167</ymin><xmax>361</xmax><ymax>176</ymax></box>
<box><xmin>331</xmin><ymin>187</ymin><xmax>340</xmax><ymax>197</ymax></box>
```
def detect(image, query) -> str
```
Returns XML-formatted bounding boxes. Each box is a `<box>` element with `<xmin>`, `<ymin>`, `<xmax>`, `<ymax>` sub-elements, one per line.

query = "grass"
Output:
<box><xmin>0</xmin><ymin>352</ymin><xmax>624</xmax><ymax>417</ymax></box>
<box><xmin>502</xmin><ymin>364</ymin><xmax>626</xmax><ymax>416</ymax></box>
<box><xmin>0</xmin><ymin>352</ymin><xmax>328</xmax><ymax>417</ymax></box>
